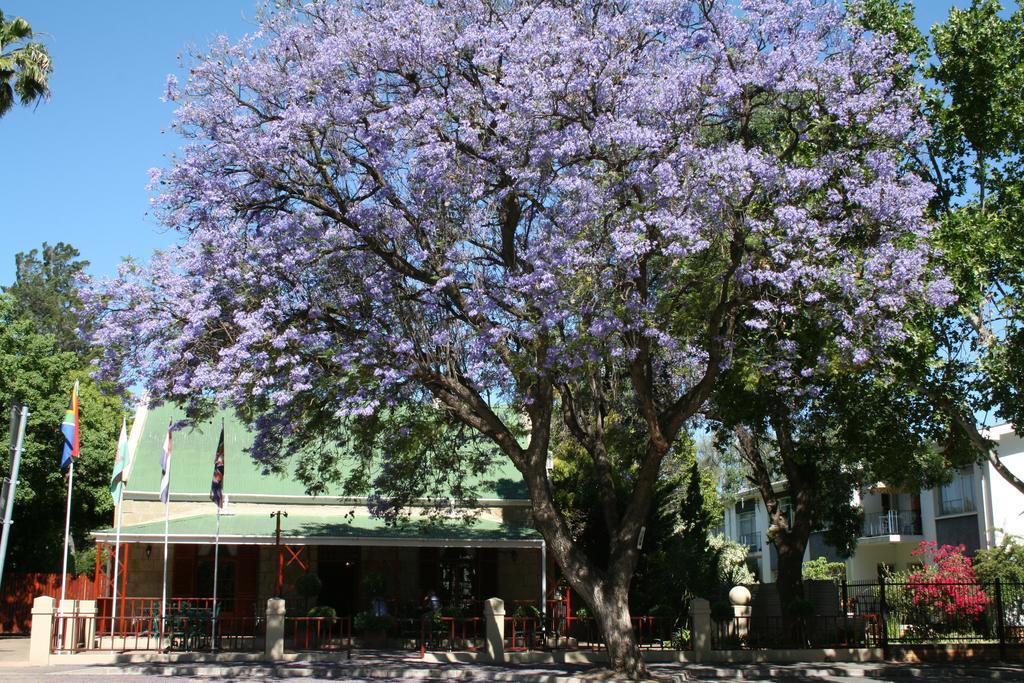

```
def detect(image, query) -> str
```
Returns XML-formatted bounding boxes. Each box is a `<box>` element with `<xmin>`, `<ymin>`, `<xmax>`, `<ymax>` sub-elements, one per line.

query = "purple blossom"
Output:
<box><xmin>85</xmin><ymin>0</ymin><xmax>947</xmax><ymax>469</ymax></box>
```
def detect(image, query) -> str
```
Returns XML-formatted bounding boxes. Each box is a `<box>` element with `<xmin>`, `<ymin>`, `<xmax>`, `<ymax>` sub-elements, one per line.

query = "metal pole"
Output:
<box><xmin>160</xmin><ymin>494</ymin><xmax>170</xmax><ymax>629</ymax></box>
<box><xmin>211</xmin><ymin>505</ymin><xmax>221</xmax><ymax>650</ymax></box>
<box><xmin>271</xmin><ymin>511</ymin><xmax>288</xmax><ymax>597</ymax></box>
<box><xmin>57</xmin><ymin>459</ymin><xmax>75</xmax><ymax>648</ymax></box>
<box><xmin>996</xmin><ymin>578</ymin><xmax>1006</xmax><ymax>660</ymax></box>
<box><xmin>879</xmin><ymin>577</ymin><xmax>889</xmax><ymax>660</ymax></box>
<box><xmin>0</xmin><ymin>404</ymin><xmax>28</xmax><ymax>590</ymax></box>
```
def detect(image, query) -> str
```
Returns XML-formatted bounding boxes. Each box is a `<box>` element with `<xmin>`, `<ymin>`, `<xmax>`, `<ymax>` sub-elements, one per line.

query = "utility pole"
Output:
<box><xmin>271</xmin><ymin>510</ymin><xmax>288</xmax><ymax>597</ymax></box>
<box><xmin>0</xmin><ymin>404</ymin><xmax>28</xmax><ymax>590</ymax></box>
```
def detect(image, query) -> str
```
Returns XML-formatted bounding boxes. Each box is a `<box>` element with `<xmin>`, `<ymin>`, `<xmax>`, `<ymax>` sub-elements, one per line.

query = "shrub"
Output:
<box><xmin>294</xmin><ymin>573</ymin><xmax>322</xmax><ymax>599</ymax></box>
<box><xmin>512</xmin><ymin>604</ymin><xmax>541</xmax><ymax>619</ymax></box>
<box><xmin>670</xmin><ymin>627</ymin><xmax>691</xmax><ymax>649</ymax></box>
<box><xmin>802</xmin><ymin>556</ymin><xmax>846</xmax><ymax>582</ymax></box>
<box><xmin>906</xmin><ymin>541</ymin><xmax>988</xmax><ymax>620</ymax></box>
<box><xmin>307</xmin><ymin>605</ymin><xmax>337</xmax><ymax>620</ymax></box>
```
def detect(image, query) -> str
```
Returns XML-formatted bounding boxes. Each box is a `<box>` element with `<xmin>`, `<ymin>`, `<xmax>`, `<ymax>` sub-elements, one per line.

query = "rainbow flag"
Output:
<box><xmin>60</xmin><ymin>381</ymin><xmax>80</xmax><ymax>469</ymax></box>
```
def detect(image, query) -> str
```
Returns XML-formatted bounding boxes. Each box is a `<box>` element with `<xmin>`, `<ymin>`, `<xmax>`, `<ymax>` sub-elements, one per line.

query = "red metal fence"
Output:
<box><xmin>0</xmin><ymin>573</ymin><xmax>94</xmax><ymax>634</ymax></box>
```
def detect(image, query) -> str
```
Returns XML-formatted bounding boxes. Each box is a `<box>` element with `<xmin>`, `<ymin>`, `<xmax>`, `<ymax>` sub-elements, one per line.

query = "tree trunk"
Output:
<box><xmin>774</xmin><ymin>535</ymin><xmax>809</xmax><ymax>647</ymax></box>
<box><xmin>519</xmin><ymin>466</ymin><xmax>648</xmax><ymax>678</ymax></box>
<box><xmin>591</xmin><ymin>582</ymin><xmax>644</xmax><ymax>678</ymax></box>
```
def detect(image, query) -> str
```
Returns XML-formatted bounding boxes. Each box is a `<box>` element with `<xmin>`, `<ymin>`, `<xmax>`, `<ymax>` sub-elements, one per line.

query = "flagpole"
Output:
<box><xmin>160</xmin><ymin>493</ymin><xmax>169</xmax><ymax>631</ymax></box>
<box><xmin>110</xmin><ymin>495</ymin><xmax>124</xmax><ymax>640</ymax></box>
<box><xmin>158</xmin><ymin>422</ymin><xmax>172</xmax><ymax>643</ymax></box>
<box><xmin>211</xmin><ymin>505</ymin><xmax>221</xmax><ymax>650</ymax></box>
<box><xmin>210</xmin><ymin>416</ymin><xmax>225</xmax><ymax>651</ymax></box>
<box><xmin>57</xmin><ymin>459</ymin><xmax>74</xmax><ymax>647</ymax></box>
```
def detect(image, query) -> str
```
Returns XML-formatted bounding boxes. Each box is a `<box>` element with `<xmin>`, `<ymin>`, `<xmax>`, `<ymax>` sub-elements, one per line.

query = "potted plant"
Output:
<box><xmin>294</xmin><ymin>572</ymin><xmax>323</xmax><ymax>614</ymax></box>
<box><xmin>361</xmin><ymin>572</ymin><xmax>388</xmax><ymax>616</ymax></box>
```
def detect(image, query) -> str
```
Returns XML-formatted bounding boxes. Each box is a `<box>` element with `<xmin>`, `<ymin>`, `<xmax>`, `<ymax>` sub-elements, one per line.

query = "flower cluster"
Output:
<box><xmin>907</xmin><ymin>541</ymin><xmax>989</xmax><ymax>619</ymax></box>
<box><xmin>86</xmin><ymin>0</ymin><xmax>948</xmax><ymax>470</ymax></box>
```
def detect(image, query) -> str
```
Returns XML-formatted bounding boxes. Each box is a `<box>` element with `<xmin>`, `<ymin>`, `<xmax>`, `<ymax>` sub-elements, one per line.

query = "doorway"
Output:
<box><xmin>318</xmin><ymin>546</ymin><xmax>360</xmax><ymax>616</ymax></box>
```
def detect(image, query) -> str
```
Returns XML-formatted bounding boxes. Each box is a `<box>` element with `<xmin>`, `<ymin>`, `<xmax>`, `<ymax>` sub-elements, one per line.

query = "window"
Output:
<box><xmin>738</xmin><ymin>511</ymin><xmax>758</xmax><ymax>550</ymax></box>
<box><xmin>710</xmin><ymin>514</ymin><xmax>725</xmax><ymax>538</ymax></box>
<box><xmin>939</xmin><ymin>468</ymin><xmax>976</xmax><ymax>516</ymax></box>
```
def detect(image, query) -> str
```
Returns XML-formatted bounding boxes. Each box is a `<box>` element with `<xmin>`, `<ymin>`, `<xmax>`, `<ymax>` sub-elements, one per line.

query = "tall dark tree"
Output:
<box><xmin>710</xmin><ymin>355</ymin><xmax>963</xmax><ymax>618</ymax></box>
<box><xmin>4</xmin><ymin>242</ymin><xmax>94</xmax><ymax>357</ymax></box>
<box><xmin>0</xmin><ymin>296</ymin><xmax>121</xmax><ymax>572</ymax></box>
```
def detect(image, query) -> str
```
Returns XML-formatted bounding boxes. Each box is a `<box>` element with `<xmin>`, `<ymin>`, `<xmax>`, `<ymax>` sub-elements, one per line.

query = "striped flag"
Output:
<box><xmin>60</xmin><ymin>381</ymin><xmax>80</xmax><ymax>469</ymax></box>
<box><xmin>159</xmin><ymin>424</ymin><xmax>172</xmax><ymax>504</ymax></box>
<box><xmin>210</xmin><ymin>422</ymin><xmax>225</xmax><ymax>508</ymax></box>
<box><xmin>109</xmin><ymin>417</ymin><xmax>129</xmax><ymax>502</ymax></box>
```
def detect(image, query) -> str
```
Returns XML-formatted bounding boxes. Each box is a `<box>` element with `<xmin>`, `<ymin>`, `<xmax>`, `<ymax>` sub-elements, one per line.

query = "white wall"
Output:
<box><xmin>984</xmin><ymin>430</ymin><xmax>1024</xmax><ymax>545</ymax></box>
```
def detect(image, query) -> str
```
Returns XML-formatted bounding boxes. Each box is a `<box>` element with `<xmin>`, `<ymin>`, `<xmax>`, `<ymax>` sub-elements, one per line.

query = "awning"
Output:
<box><xmin>91</xmin><ymin>513</ymin><xmax>543</xmax><ymax>549</ymax></box>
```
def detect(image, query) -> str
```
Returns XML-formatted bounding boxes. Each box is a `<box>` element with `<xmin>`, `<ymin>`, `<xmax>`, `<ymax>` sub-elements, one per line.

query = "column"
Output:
<box><xmin>29</xmin><ymin>596</ymin><xmax>54</xmax><ymax>665</ymax></box>
<box><xmin>265</xmin><ymin>597</ymin><xmax>286</xmax><ymax>660</ymax></box>
<box><xmin>483</xmin><ymin>597</ymin><xmax>505</xmax><ymax>663</ymax></box>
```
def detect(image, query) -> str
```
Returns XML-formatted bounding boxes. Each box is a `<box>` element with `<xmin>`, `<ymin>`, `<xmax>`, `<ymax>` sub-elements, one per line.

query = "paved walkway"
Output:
<box><xmin>1</xmin><ymin>651</ymin><xmax>1024</xmax><ymax>683</ymax></box>
<box><xmin>0</xmin><ymin>637</ymin><xmax>29</xmax><ymax>665</ymax></box>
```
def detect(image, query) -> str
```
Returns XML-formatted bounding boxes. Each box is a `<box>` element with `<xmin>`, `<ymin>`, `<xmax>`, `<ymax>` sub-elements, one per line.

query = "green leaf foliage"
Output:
<box><xmin>0</xmin><ymin>295</ymin><xmax>123</xmax><ymax>571</ymax></box>
<box><xmin>0</xmin><ymin>10</ymin><xmax>52</xmax><ymax>117</ymax></box>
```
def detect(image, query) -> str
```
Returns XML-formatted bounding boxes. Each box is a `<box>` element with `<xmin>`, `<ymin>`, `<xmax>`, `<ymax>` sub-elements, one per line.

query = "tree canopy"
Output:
<box><xmin>0</xmin><ymin>10</ymin><xmax>52</xmax><ymax>117</ymax></box>
<box><xmin>859</xmin><ymin>0</ymin><xmax>1024</xmax><ymax>494</ymax></box>
<box><xmin>0</xmin><ymin>294</ymin><xmax>121</xmax><ymax>572</ymax></box>
<box><xmin>91</xmin><ymin>0</ymin><xmax>948</xmax><ymax>675</ymax></box>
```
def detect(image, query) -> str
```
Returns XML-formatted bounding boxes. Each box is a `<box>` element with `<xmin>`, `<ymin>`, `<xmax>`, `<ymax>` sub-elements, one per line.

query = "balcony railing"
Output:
<box><xmin>862</xmin><ymin>510</ymin><xmax>922</xmax><ymax>538</ymax></box>
<box><xmin>738</xmin><ymin>532</ymin><xmax>760</xmax><ymax>551</ymax></box>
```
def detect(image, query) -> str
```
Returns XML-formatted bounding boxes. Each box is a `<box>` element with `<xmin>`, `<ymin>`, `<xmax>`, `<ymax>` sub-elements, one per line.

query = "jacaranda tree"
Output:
<box><xmin>90</xmin><ymin>0</ymin><xmax>950</xmax><ymax>675</ymax></box>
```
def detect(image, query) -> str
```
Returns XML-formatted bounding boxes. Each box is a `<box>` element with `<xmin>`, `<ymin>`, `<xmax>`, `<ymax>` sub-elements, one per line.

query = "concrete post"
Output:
<box><xmin>29</xmin><ymin>596</ymin><xmax>54</xmax><ymax>665</ymax></box>
<box><xmin>483</xmin><ymin>597</ymin><xmax>505</xmax><ymax>663</ymax></box>
<box><xmin>729</xmin><ymin>586</ymin><xmax>752</xmax><ymax>641</ymax></box>
<box><xmin>59</xmin><ymin>599</ymin><xmax>77</xmax><ymax>651</ymax></box>
<box><xmin>77</xmin><ymin>600</ymin><xmax>97</xmax><ymax>650</ymax></box>
<box><xmin>690</xmin><ymin>598</ymin><xmax>712</xmax><ymax>663</ymax></box>
<box><xmin>265</xmin><ymin>597</ymin><xmax>286</xmax><ymax>660</ymax></box>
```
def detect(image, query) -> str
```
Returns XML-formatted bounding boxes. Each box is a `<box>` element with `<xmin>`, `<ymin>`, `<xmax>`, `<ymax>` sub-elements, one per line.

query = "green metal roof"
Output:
<box><xmin>93</xmin><ymin>513</ymin><xmax>542</xmax><ymax>547</ymax></box>
<box><xmin>126</xmin><ymin>404</ymin><xmax>529</xmax><ymax>502</ymax></box>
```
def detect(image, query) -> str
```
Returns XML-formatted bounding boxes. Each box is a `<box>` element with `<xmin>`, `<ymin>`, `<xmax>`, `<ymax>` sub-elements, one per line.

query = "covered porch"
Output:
<box><xmin>90</xmin><ymin>512</ymin><xmax>548</xmax><ymax>648</ymax></box>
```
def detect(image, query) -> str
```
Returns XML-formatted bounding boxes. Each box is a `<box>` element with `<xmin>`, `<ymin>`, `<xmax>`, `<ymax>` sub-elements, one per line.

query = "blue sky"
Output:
<box><xmin>0</xmin><ymin>0</ymin><xmax>1012</xmax><ymax>285</ymax></box>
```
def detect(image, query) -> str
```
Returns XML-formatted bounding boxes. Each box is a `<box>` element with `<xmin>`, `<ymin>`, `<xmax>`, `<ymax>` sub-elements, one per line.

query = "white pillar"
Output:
<box><xmin>690</xmin><ymin>598</ymin><xmax>712</xmax><ymax>663</ymax></box>
<box><xmin>265</xmin><ymin>597</ymin><xmax>286</xmax><ymax>660</ymax></box>
<box><xmin>29</xmin><ymin>596</ymin><xmax>54</xmax><ymax>665</ymax></box>
<box><xmin>78</xmin><ymin>600</ymin><xmax>97</xmax><ymax>650</ymax></box>
<box><xmin>483</xmin><ymin>597</ymin><xmax>505</xmax><ymax>663</ymax></box>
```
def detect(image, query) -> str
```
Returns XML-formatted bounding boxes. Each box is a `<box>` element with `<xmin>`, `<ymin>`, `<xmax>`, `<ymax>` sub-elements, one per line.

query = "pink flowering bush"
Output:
<box><xmin>906</xmin><ymin>541</ymin><xmax>989</xmax><ymax>620</ymax></box>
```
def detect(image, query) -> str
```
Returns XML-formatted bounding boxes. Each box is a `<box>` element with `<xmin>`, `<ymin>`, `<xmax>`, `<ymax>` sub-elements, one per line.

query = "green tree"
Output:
<box><xmin>710</xmin><ymin>359</ymin><xmax>957</xmax><ymax>618</ymax></box>
<box><xmin>0</xmin><ymin>295</ymin><xmax>122</xmax><ymax>572</ymax></box>
<box><xmin>0</xmin><ymin>10</ymin><xmax>51</xmax><ymax>117</ymax></box>
<box><xmin>4</xmin><ymin>242</ymin><xmax>94</xmax><ymax>356</ymax></box>
<box><xmin>859</xmin><ymin>0</ymin><xmax>1024</xmax><ymax>495</ymax></box>
<box><xmin>974</xmin><ymin>535</ymin><xmax>1024</xmax><ymax>586</ymax></box>
<box><xmin>802</xmin><ymin>557</ymin><xmax>846</xmax><ymax>582</ymax></box>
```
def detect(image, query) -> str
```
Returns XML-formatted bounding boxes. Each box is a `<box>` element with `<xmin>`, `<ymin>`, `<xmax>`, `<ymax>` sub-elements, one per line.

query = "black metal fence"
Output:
<box><xmin>711</xmin><ymin>579</ymin><xmax>1024</xmax><ymax>655</ymax></box>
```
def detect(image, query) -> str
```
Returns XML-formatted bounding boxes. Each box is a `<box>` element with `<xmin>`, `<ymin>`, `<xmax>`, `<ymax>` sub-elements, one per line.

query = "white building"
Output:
<box><xmin>720</xmin><ymin>423</ymin><xmax>1024</xmax><ymax>584</ymax></box>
